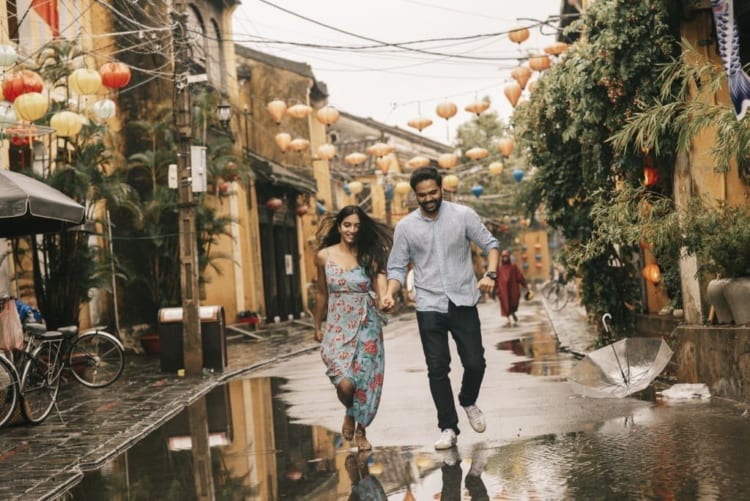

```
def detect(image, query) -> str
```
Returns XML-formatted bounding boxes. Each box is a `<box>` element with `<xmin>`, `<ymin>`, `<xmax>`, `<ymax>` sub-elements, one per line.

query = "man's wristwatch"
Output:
<box><xmin>484</xmin><ymin>271</ymin><xmax>497</xmax><ymax>280</ymax></box>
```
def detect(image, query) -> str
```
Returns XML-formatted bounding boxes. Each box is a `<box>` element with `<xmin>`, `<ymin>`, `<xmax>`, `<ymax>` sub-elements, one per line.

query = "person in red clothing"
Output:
<box><xmin>495</xmin><ymin>249</ymin><xmax>527</xmax><ymax>326</ymax></box>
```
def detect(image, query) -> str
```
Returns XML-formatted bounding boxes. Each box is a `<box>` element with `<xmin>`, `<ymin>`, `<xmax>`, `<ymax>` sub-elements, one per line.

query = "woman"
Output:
<box><xmin>312</xmin><ymin>205</ymin><xmax>392</xmax><ymax>451</ymax></box>
<box><xmin>495</xmin><ymin>249</ymin><xmax>527</xmax><ymax>327</ymax></box>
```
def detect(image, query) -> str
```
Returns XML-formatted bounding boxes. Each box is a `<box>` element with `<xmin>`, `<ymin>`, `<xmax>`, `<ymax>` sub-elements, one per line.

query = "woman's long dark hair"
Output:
<box><xmin>317</xmin><ymin>205</ymin><xmax>393</xmax><ymax>278</ymax></box>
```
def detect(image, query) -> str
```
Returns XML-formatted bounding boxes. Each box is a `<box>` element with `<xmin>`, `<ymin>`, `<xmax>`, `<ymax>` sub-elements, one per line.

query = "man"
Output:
<box><xmin>495</xmin><ymin>249</ymin><xmax>527</xmax><ymax>327</ymax></box>
<box><xmin>381</xmin><ymin>167</ymin><xmax>500</xmax><ymax>450</ymax></box>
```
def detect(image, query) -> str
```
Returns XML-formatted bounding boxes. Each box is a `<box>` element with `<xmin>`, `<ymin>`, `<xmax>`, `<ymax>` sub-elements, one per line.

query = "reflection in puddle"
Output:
<box><xmin>497</xmin><ymin>332</ymin><xmax>576</xmax><ymax>377</ymax></box>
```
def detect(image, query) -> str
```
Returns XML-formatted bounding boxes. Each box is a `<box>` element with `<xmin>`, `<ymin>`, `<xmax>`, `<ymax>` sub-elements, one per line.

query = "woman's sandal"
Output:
<box><xmin>342</xmin><ymin>415</ymin><xmax>355</xmax><ymax>441</ymax></box>
<box><xmin>355</xmin><ymin>426</ymin><xmax>372</xmax><ymax>451</ymax></box>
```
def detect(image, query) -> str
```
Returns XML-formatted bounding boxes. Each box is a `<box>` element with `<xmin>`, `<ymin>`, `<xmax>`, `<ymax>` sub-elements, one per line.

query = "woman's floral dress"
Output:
<box><xmin>320</xmin><ymin>257</ymin><xmax>385</xmax><ymax>427</ymax></box>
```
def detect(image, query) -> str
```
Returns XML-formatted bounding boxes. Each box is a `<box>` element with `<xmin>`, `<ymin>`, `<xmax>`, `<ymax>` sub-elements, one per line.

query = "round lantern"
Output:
<box><xmin>471</xmin><ymin>184</ymin><xmax>484</xmax><ymax>198</ymax></box>
<box><xmin>68</xmin><ymin>68</ymin><xmax>102</xmax><ymax>95</ymax></box>
<box><xmin>508</xmin><ymin>27</ymin><xmax>530</xmax><ymax>44</ymax></box>
<box><xmin>377</xmin><ymin>155</ymin><xmax>393</xmax><ymax>173</ymax></box>
<box><xmin>465</xmin><ymin>147</ymin><xmax>488</xmax><ymax>161</ymax></box>
<box><xmin>407</xmin><ymin>156</ymin><xmax>430</xmax><ymax>168</ymax></box>
<box><xmin>286</xmin><ymin>103</ymin><xmax>312</xmax><ymax>118</ymax></box>
<box><xmin>512</xmin><ymin>168</ymin><xmax>524</xmax><ymax>183</ymax></box>
<box><xmin>435</xmin><ymin>101</ymin><xmax>457</xmax><ymax>120</ymax></box>
<box><xmin>407</xmin><ymin>116</ymin><xmax>432</xmax><ymax>132</ymax></box>
<box><xmin>316</xmin><ymin>201</ymin><xmax>327</xmax><ymax>215</ymax></box>
<box><xmin>504</xmin><ymin>82</ymin><xmax>522</xmax><ymax>107</ymax></box>
<box><xmin>0</xmin><ymin>102</ymin><xmax>16</xmax><ymax>127</ymax></box>
<box><xmin>91</xmin><ymin>99</ymin><xmax>116</xmax><ymax>120</ymax></box>
<box><xmin>367</xmin><ymin>142</ymin><xmax>394</xmax><ymax>157</ymax></box>
<box><xmin>10</xmin><ymin>135</ymin><xmax>30</xmax><ymax>146</ymax></box>
<box><xmin>288</xmin><ymin>137</ymin><xmax>310</xmax><ymax>153</ymax></box>
<box><xmin>442</xmin><ymin>174</ymin><xmax>459</xmax><ymax>191</ymax></box>
<box><xmin>3</xmin><ymin>70</ymin><xmax>44</xmax><ymax>103</ymax></box>
<box><xmin>348</xmin><ymin>181</ymin><xmax>364</xmax><ymax>195</ymax></box>
<box><xmin>488</xmin><ymin>161</ymin><xmax>504</xmax><ymax>175</ymax></box>
<box><xmin>395</xmin><ymin>181</ymin><xmax>411</xmax><ymax>195</ymax></box>
<box><xmin>296</xmin><ymin>204</ymin><xmax>309</xmax><ymax>216</ymax></box>
<box><xmin>642</xmin><ymin>264</ymin><xmax>661</xmax><ymax>284</ymax></box>
<box><xmin>266</xmin><ymin>197</ymin><xmax>284</xmax><ymax>211</ymax></box>
<box><xmin>274</xmin><ymin>132</ymin><xmax>292</xmax><ymax>152</ymax></box>
<box><xmin>511</xmin><ymin>66</ymin><xmax>532</xmax><ymax>89</ymax></box>
<box><xmin>13</xmin><ymin>92</ymin><xmax>48</xmax><ymax>121</ymax></box>
<box><xmin>437</xmin><ymin>153</ymin><xmax>458</xmax><ymax>169</ymax></box>
<box><xmin>644</xmin><ymin>165</ymin><xmax>660</xmax><ymax>187</ymax></box>
<box><xmin>99</xmin><ymin>62</ymin><xmax>131</xmax><ymax>89</ymax></box>
<box><xmin>345</xmin><ymin>152</ymin><xmax>367</xmax><ymax>165</ymax></box>
<box><xmin>464</xmin><ymin>100</ymin><xmax>490</xmax><ymax>116</ymax></box>
<box><xmin>267</xmin><ymin>99</ymin><xmax>287</xmax><ymax>124</ymax></box>
<box><xmin>315</xmin><ymin>106</ymin><xmax>340</xmax><ymax>126</ymax></box>
<box><xmin>0</xmin><ymin>44</ymin><xmax>18</xmax><ymax>68</ymax></box>
<box><xmin>50</xmin><ymin>111</ymin><xmax>83</xmax><ymax>137</ymax></box>
<box><xmin>342</xmin><ymin>183</ymin><xmax>351</xmax><ymax>195</ymax></box>
<box><xmin>544</xmin><ymin>41</ymin><xmax>569</xmax><ymax>56</ymax></box>
<box><xmin>316</xmin><ymin>143</ymin><xmax>336</xmax><ymax>160</ymax></box>
<box><xmin>497</xmin><ymin>137</ymin><xmax>514</xmax><ymax>157</ymax></box>
<box><xmin>528</xmin><ymin>54</ymin><xmax>551</xmax><ymax>72</ymax></box>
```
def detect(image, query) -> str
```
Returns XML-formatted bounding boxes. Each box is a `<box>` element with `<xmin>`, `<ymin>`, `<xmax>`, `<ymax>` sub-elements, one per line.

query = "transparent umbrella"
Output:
<box><xmin>568</xmin><ymin>314</ymin><xmax>673</xmax><ymax>398</ymax></box>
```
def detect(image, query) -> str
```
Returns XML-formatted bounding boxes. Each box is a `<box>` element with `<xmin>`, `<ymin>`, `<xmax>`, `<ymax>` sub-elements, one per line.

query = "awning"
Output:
<box><xmin>247</xmin><ymin>151</ymin><xmax>317</xmax><ymax>194</ymax></box>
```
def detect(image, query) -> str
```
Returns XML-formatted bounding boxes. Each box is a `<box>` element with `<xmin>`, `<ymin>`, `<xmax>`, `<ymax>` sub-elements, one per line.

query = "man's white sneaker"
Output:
<box><xmin>434</xmin><ymin>429</ymin><xmax>457</xmax><ymax>450</ymax></box>
<box><xmin>463</xmin><ymin>405</ymin><xmax>486</xmax><ymax>433</ymax></box>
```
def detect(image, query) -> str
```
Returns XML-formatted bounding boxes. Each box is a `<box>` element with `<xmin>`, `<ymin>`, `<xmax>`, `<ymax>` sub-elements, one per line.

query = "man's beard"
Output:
<box><xmin>418</xmin><ymin>197</ymin><xmax>442</xmax><ymax>214</ymax></box>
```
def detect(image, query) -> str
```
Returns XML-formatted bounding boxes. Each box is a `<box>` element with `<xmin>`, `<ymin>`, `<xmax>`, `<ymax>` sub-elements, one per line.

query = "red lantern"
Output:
<box><xmin>99</xmin><ymin>62</ymin><xmax>131</xmax><ymax>89</ymax></box>
<box><xmin>10</xmin><ymin>135</ymin><xmax>30</xmax><ymax>146</ymax></box>
<box><xmin>296</xmin><ymin>205</ymin><xmax>309</xmax><ymax>216</ymax></box>
<box><xmin>2</xmin><ymin>70</ymin><xmax>43</xmax><ymax>103</ymax></box>
<box><xmin>642</xmin><ymin>264</ymin><xmax>661</xmax><ymax>284</ymax></box>
<box><xmin>643</xmin><ymin>156</ymin><xmax>660</xmax><ymax>187</ymax></box>
<box><xmin>266</xmin><ymin>197</ymin><xmax>284</xmax><ymax>211</ymax></box>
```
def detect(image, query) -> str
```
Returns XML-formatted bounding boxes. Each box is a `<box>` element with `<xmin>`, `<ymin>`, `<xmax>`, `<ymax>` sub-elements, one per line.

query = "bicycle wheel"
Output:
<box><xmin>68</xmin><ymin>331</ymin><xmax>124</xmax><ymax>388</ymax></box>
<box><xmin>0</xmin><ymin>355</ymin><xmax>19</xmax><ymax>428</ymax></box>
<box><xmin>20</xmin><ymin>345</ymin><xmax>60</xmax><ymax>424</ymax></box>
<box><xmin>548</xmin><ymin>284</ymin><xmax>569</xmax><ymax>311</ymax></box>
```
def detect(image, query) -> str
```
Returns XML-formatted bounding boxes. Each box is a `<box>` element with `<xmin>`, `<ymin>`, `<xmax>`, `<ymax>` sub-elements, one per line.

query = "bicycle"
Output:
<box><xmin>0</xmin><ymin>352</ymin><xmax>20</xmax><ymax>427</ymax></box>
<box><xmin>544</xmin><ymin>277</ymin><xmax>570</xmax><ymax>311</ymax></box>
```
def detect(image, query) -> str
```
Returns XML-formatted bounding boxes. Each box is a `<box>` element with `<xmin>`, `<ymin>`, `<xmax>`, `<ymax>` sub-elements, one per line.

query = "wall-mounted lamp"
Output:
<box><xmin>217</xmin><ymin>100</ymin><xmax>232</xmax><ymax>128</ymax></box>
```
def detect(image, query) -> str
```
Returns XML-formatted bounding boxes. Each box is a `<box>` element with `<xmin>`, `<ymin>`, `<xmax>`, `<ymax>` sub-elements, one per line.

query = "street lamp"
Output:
<box><xmin>217</xmin><ymin>100</ymin><xmax>232</xmax><ymax>129</ymax></box>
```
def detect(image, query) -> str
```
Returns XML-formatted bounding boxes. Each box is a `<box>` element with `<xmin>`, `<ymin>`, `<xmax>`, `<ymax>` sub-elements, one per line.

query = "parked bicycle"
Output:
<box><xmin>0</xmin><ymin>352</ymin><xmax>20</xmax><ymax>427</ymax></box>
<box><xmin>544</xmin><ymin>274</ymin><xmax>577</xmax><ymax>311</ymax></box>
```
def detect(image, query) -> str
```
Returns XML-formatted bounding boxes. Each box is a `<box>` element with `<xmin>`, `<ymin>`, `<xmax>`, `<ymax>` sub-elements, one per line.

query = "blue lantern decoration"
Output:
<box><xmin>385</xmin><ymin>183</ymin><xmax>394</xmax><ymax>201</ymax></box>
<box><xmin>522</xmin><ymin>262</ymin><xmax>529</xmax><ymax>269</ymax></box>
<box><xmin>470</xmin><ymin>184</ymin><xmax>484</xmax><ymax>198</ymax></box>
<box><xmin>512</xmin><ymin>168</ymin><xmax>524</xmax><ymax>183</ymax></box>
<box><xmin>316</xmin><ymin>201</ymin><xmax>326</xmax><ymax>215</ymax></box>
<box><xmin>342</xmin><ymin>183</ymin><xmax>351</xmax><ymax>195</ymax></box>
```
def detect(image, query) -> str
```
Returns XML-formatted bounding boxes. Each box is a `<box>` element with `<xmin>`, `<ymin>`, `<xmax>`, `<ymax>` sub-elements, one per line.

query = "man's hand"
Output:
<box><xmin>380</xmin><ymin>293</ymin><xmax>396</xmax><ymax>313</ymax></box>
<box><xmin>477</xmin><ymin>276</ymin><xmax>495</xmax><ymax>294</ymax></box>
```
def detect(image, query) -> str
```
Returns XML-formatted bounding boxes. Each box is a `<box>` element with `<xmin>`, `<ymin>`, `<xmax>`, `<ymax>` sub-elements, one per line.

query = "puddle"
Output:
<box><xmin>497</xmin><ymin>332</ymin><xmax>577</xmax><ymax>377</ymax></box>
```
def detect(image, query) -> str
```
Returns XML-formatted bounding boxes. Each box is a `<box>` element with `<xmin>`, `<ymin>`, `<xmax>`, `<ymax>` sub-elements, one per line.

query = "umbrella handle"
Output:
<box><xmin>601</xmin><ymin>313</ymin><xmax>612</xmax><ymax>334</ymax></box>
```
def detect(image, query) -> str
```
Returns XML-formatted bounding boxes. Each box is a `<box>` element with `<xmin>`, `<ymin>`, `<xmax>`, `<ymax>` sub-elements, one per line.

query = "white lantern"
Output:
<box><xmin>0</xmin><ymin>102</ymin><xmax>16</xmax><ymax>127</ymax></box>
<box><xmin>0</xmin><ymin>45</ymin><xmax>18</xmax><ymax>68</ymax></box>
<box><xmin>91</xmin><ymin>99</ymin><xmax>116</xmax><ymax>120</ymax></box>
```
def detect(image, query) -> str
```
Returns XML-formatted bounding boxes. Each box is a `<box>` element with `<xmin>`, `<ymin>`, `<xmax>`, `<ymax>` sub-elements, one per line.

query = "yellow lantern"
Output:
<box><xmin>511</xmin><ymin>66</ymin><xmax>531</xmax><ymax>89</ymax></box>
<box><xmin>465</xmin><ymin>147</ymin><xmax>488</xmax><ymax>161</ymax></box>
<box><xmin>348</xmin><ymin>181</ymin><xmax>363</xmax><ymax>195</ymax></box>
<box><xmin>642</xmin><ymin>264</ymin><xmax>661</xmax><ymax>284</ymax></box>
<box><xmin>50</xmin><ymin>110</ymin><xmax>83</xmax><ymax>137</ymax></box>
<box><xmin>544</xmin><ymin>41</ymin><xmax>569</xmax><ymax>56</ymax></box>
<box><xmin>435</xmin><ymin>101</ymin><xmax>457</xmax><ymax>120</ymax></box>
<box><xmin>464</xmin><ymin>100</ymin><xmax>490</xmax><ymax>116</ymax></box>
<box><xmin>488</xmin><ymin>161</ymin><xmax>504</xmax><ymax>175</ymax></box>
<box><xmin>286</xmin><ymin>103</ymin><xmax>312</xmax><ymax>118</ymax></box>
<box><xmin>407</xmin><ymin>116</ymin><xmax>433</xmax><ymax>132</ymax></box>
<box><xmin>528</xmin><ymin>54</ymin><xmax>551</xmax><ymax>71</ymax></box>
<box><xmin>345</xmin><ymin>152</ymin><xmax>367</xmax><ymax>165</ymax></box>
<box><xmin>437</xmin><ymin>153</ymin><xmax>458</xmax><ymax>169</ymax></box>
<box><xmin>13</xmin><ymin>92</ymin><xmax>48</xmax><ymax>121</ymax></box>
<box><xmin>442</xmin><ymin>174</ymin><xmax>459</xmax><ymax>191</ymax></box>
<box><xmin>367</xmin><ymin>142</ymin><xmax>394</xmax><ymax>157</ymax></box>
<box><xmin>274</xmin><ymin>132</ymin><xmax>292</xmax><ymax>152</ymax></box>
<box><xmin>315</xmin><ymin>106</ymin><xmax>340</xmax><ymax>126</ymax></box>
<box><xmin>504</xmin><ymin>82</ymin><xmax>522</xmax><ymax>107</ymax></box>
<box><xmin>288</xmin><ymin>137</ymin><xmax>310</xmax><ymax>152</ymax></box>
<box><xmin>316</xmin><ymin>143</ymin><xmax>336</xmax><ymax>160</ymax></box>
<box><xmin>508</xmin><ymin>27</ymin><xmax>530</xmax><ymax>44</ymax></box>
<box><xmin>377</xmin><ymin>155</ymin><xmax>393</xmax><ymax>173</ymax></box>
<box><xmin>395</xmin><ymin>181</ymin><xmax>411</xmax><ymax>195</ymax></box>
<box><xmin>407</xmin><ymin>156</ymin><xmax>430</xmax><ymax>168</ymax></box>
<box><xmin>497</xmin><ymin>137</ymin><xmax>515</xmax><ymax>157</ymax></box>
<box><xmin>68</xmin><ymin>68</ymin><xmax>102</xmax><ymax>95</ymax></box>
<box><xmin>266</xmin><ymin>99</ymin><xmax>286</xmax><ymax>124</ymax></box>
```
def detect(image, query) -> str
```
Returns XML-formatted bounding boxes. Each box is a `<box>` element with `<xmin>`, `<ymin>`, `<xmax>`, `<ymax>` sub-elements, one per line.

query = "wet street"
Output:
<box><xmin>67</xmin><ymin>297</ymin><xmax>750</xmax><ymax>500</ymax></box>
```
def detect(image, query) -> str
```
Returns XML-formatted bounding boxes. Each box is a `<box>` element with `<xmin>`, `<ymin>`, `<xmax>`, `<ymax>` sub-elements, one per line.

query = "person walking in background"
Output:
<box><xmin>381</xmin><ymin>167</ymin><xmax>499</xmax><ymax>450</ymax></box>
<box><xmin>495</xmin><ymin>249</ymin><xmax>528</xmax><ymax>327</ymax></box>
<box><xmin>312</xmin><ymin>205</ymin><xmax>392</xmax><ymax>451</ymax></box>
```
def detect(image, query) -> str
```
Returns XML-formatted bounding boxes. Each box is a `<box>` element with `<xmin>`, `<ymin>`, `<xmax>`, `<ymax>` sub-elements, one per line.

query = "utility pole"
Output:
<box><xmin>172</xmin><ymin>4</ymin><xmax>202</xmax><ymax>376</ymax></box>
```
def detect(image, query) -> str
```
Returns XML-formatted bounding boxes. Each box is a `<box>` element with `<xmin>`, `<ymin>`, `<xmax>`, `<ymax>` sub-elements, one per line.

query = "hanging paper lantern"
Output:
<box><xmin>342</xmin><ymin>183</ymin><xmax>351</xmax><ymax>195</ymax></box>
<box><xmin>465</xmin><ymin>147</ymin><xmax>488</xmax><ymax>161</ymax></box>
<box><xmin>511</xmin><ymin>66</ymin><xmax>532</xmax><ymax>89</ymax></box>
<box><xmin>377</xmin><ymin>155</ymin><xmax>392</xmax><ymax>173</ymax></box>
<box><xmin>385</xmin><ymin>183</ymin><xmax>395</xmax><ymax>201</ymax></box>
<box><xmin>528</xmin><ymin>54</ymin><xmax>551</xmax><ymax>72</ymax></box>
<box><xmin>99</xmin><ymin>62</ymin><xmax>131</xmax><ymax>89</ymax></box>
<box><xmin>464</xmin><ymin>100</ymin><xmax>490</xmax><ymax>116</ymax></box>
<box><xmin>512</xmin><ymin>168</ymin><xmax>524</xmax><ymax>183</ymax></box>
<box><xmin>286</xmin><ymin>103</ymin><xmax>313</xmax><ymax>118</ymax></box>
<box><xmin>348</xmin><ymin>181</ymin><xmax>364</xmax><ymax>195</ymax></box>
<box><xmin>316</xmin><ymin>143</ymin><xmax>336</xmax><ymax>160</ymax></box>
<box><xmin>266</xmin><ymin>197</ymin><xmax>284</xmax><ymax>211</ymax></box>
<box><xmin>0</xmin><ymin>44</ymin><xmax>18</xmax><ymax>67</ymax></box>
<box><xmin>316</xmin><ymin>201</ymin><xmax>327</xmax><ymax>215</ymax></box>
<box><xmin>437</xmin><ymin>153</ymin><xmax>458</xmax><ymax>169</ymax></box>
<box><xmin>2</xmin><ymin>70</ymin><xmax>44</xmax><ymax>103</ymax></box>
<box><xmin>544</xmin><ymin>41</ymin><xmax>569</xmax><ymax>56</ymax></box>
<box><xmin>366</xmin><ymin>142</ymin><xmax>394</xmax><ymax>157</ymax></box>
<box><xmin>68</xmin><ymin>68</ymin><xmax>102</xmax><ymax>95</ymax></box>
<box><xmin>504</xmin><ymin>82</ymin><xmax>522</xmax><ymax>107</ymax></box>
<box><xmin>442</xmin><ymin>174</ymin><xmax>459</xmax><ymax>191</ymax></box>
<box><xmin>10</xmin><ymin>135</ymin><xmax>30</xmax><ymax>146</ymax></box>
<box><xmin>288</xmin><ymin>137</ymin><xmax>310</xmax><ymax>152</ymax></box>
<box><xmin>488</xmin><ymin>161</ymin><xmax>504</xmax><ymax>175</ymax></box>
<box><xmin>315</xmin><ymin>105</ymin><xmax>340</xmax><ymax>126</ymax></box>
<box><xmin>50</xmin><ymin>110</ymin><xmax>83</xmax><ymax>137</ymax></box>
<box><xmin>407</xmin><ymin>156</ymin><xmax>430</xmax><ymax>168</ymax></box>
<box><xmin>13</xmin><ymin>92</ymin><xmax>48</xmax><ymax>121</ymax></box>
<box><xmin>642</xmin><ymin>264</ymin><xmax>661</xmax><ymax>284</ymax></box>
<box><xmin>91</xmin><ymin>99</ymin><xmax>116</xmax><ymax>120</ymax></box>
<box><xmin>435</xmin><ymin>101</ymin><xmax>457</xmax><ymax>120</ymax></box>
<box><xmin>394</xmin><ymin>181</ymin><xmax>411</xmax><ymax>195</ymax></box>
<box><xmin>497</xmin><ymin>137</ymin><xmax>515</xmax><ymax>157</ymax></box>
<box><xmin>345</xmin><ymin>152</ymin><xmax>367</xmax><ymax>165</ymax></box>
<box><xmin>471</xmin><ymin>184</ymin><xmax>484</xmax><ymax>198</ymax></box>
<box><xmin>274</xmin><ymin>132</ymin><xmax>292</xmax><ymax>152</ymax></box>
<box><xmin>267</xmin><ymin>99</ymin><xmax>287</xmax><ymax>124</ymax></box>
<box><xmin>644</xmin><ymin>166</ymin><xmax>660</xmax><ymax>187</ymax></box>
<box><xmin>508</xmin><ymin>27</ymin><xmax>530</xmax><ymax>44</ymax></box>
<box><xmin>296</xmin><ymin>204</ymin><xmax>309</xmax><ymax>216</ymax></box>
<box><xmin>407</xmin><ymin>116</ymin><xmax>433</xmax><ymax>132</ymax></box>
<box><xmin>0</xmin><ymin>102</ymin><xmax>16</xmax><ymax>127</ymax></box>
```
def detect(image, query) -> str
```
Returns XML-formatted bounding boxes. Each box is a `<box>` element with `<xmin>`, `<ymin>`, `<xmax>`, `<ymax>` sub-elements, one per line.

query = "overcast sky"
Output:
<box><xmin>232</xmin><ymin>0</ymin><xmax>563</xmax><ymax>145</ymax></box>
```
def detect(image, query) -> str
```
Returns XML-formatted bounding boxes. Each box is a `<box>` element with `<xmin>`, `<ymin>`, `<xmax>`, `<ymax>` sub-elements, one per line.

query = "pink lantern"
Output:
<box><xmin>266</xmin><ymin>197</ymin><xmax>284</xmax><ymax>211</ymax></box>
<box><xmin>267</xmin><ymin>99</ymin><xmax>287</xmax><ymax>124</ymax></box>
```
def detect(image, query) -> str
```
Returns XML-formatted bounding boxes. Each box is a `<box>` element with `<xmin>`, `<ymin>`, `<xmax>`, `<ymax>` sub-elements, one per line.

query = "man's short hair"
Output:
<box><xmin>410</xmin><ymin>166</ymin><xmax>442</xmax><ymax>190</ymax></box>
